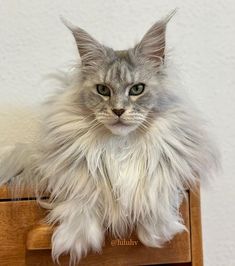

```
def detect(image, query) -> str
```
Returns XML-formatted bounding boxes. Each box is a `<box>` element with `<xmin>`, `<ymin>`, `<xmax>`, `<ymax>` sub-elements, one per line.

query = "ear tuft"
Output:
<box><xmin>134</xmin><ymin>9</ymin><xmax>177</xmax><ymax>65</ymax></box>
<box><xmin>61</xmin><ymin>16</ymin><xmax>107</xmax><ymax>69</ymax></box>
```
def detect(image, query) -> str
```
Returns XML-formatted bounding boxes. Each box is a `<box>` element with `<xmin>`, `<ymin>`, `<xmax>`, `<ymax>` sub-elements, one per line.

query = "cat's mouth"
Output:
<box><xmin>112</xmin><ymin>121</ymin><xmax>128</xmax><ymax>126</ymax></box>
<box><xmin>105</xmin><ymin>119</ymin><xmax>138</xmax><ymax>136</ymax></box>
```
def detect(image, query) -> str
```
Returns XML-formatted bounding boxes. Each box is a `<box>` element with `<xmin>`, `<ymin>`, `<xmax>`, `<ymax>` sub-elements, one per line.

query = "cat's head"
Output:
<box><xmin>65</xmin><ymin>12</ymin><xmax>175</xmax><ymax>136</ymax></box>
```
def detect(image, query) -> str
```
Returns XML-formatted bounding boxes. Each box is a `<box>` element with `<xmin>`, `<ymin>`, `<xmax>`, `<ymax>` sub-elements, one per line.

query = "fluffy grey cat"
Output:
<box><xmin>0</xmin><ymin>12</ymin><xmax>218</xmax><ymax>264</ymax></box>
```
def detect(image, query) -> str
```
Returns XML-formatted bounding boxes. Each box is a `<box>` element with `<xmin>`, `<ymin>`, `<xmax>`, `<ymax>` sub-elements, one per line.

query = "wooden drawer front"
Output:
<box><xmin>0</xmin><ymin>196</ymin><xmax>191</xmax><ymax>266</ymax></box>
<box><xmin>0</xmin><ymin>200</ymin><xmax>45</xmax><ymax>266</ymax></box>
<box><xmin>27</xmin><ymin>197</ymin><xmax>191</xmax><ymax>265</ymax></box>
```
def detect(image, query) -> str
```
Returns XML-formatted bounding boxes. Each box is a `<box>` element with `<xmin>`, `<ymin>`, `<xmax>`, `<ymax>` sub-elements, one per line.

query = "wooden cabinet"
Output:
<box><xmin>0</xmin><ymin>186</ymin><xmax>203</xmax><ymax>266</ymax></box>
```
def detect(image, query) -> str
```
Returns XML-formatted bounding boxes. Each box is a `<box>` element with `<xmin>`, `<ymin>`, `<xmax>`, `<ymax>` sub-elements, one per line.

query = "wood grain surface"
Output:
<box><xmin>190</xmin><ymin>188</ymin><xmax>203</xmax><ymax>266</ymax></box>
<box><xmin>0</xmin><ymin>200</ymin><xmax>45</xmax><ymax>266</ymax></box>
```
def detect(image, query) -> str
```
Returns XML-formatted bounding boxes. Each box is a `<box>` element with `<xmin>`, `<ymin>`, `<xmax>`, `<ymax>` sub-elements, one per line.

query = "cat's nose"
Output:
<box><xmin>112</xmin><ymin>108</ymin><xmax>126</xmax><ymax>117</ymax></box>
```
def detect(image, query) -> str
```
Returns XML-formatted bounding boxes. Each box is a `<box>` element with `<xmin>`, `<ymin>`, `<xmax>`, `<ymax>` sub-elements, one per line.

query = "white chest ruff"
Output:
<box><xmin>96</xmin><ymin>138</ymin><xmax>152</xmax><ymax>235</ymax></box>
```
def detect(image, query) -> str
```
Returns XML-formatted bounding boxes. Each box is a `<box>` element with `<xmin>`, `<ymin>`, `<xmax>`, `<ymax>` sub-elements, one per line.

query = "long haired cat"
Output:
<box><xmin>0</xmin><ymin>11</ymin><xmax>218</xmax><ymax>264</ymax></box>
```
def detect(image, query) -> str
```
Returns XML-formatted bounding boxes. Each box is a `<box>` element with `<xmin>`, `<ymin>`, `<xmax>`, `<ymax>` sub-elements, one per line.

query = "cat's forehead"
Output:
<box><xmin>104</xmin><ymin>50</ymin><xmax>135</xmax><ymax>87</ymax></box>
<box><xmin>115</xmin><ymin>50</ymin><xmax>131</xmax><ymax>61</ymax></box>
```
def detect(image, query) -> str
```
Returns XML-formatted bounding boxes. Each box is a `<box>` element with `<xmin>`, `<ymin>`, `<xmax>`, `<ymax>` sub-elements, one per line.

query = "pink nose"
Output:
<box><xmin>112</xmin><ymin>109</ymin><xmax>125</xmax><ymax>117</ymax></box>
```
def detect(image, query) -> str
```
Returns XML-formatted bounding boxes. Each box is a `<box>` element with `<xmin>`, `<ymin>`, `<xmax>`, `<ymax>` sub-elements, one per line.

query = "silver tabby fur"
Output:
<box><xmin>0</xmin><ymin>12</ymin><xmax>219</xmax><ymax>265</ymax></box>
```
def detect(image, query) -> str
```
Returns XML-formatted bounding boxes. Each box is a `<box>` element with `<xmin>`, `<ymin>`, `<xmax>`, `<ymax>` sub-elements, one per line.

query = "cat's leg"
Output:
<box><xmin>49</xmin><ymin>199</ymin><xmax>104</xmax><ymax>265</ymax></box>
<box><xmin>0</xmin><ymin>144</ymin><xmax>28</xmax><ymax>185</ymax></box>
<box><xmin>0</xmin><ymin>143</ymin><xmax>41</xmax><ymax>195</ymax></box>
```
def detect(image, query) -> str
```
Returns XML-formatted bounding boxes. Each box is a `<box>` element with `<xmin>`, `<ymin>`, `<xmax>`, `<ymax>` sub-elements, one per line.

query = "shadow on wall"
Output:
<box><xmin>0</xmin><ymin>106</ymin><xmax>41</xmax><ymax>147</ymax></box>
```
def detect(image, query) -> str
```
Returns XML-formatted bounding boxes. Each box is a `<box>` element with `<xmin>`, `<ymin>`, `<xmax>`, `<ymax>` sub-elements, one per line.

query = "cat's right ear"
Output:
<box><xmin>62</xmin><ymin>17</ymin><xmax>107</xmax><ymax>69</ymax></box>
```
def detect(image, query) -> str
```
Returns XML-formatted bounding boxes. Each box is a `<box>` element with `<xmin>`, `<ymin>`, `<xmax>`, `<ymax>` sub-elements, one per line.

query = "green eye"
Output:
<box><xmin>96</xmin><ymin>84</ymin><xmax>111</xmax><ymax>96</ymax></box>
<box><xmin>129</xmin><ymin>83</ymin><xmax>145</xmax><ymax>96</ymax></box>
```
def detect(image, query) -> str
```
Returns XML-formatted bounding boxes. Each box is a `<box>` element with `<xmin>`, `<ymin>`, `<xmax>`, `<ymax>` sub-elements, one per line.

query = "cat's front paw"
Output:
<box><xmin>137</xmin><ymin>220</ymin><xmax>186</xmax><ymax>248</ymax></box>
<box><xmin>51</xmin><ymin>220</ymin><xmax>104</xmax><ymax>265</ymax></box>
<box><xmin>137</xmin><ymin>224</ymin><xmax>165</xmax><ymax>248</ymax></box>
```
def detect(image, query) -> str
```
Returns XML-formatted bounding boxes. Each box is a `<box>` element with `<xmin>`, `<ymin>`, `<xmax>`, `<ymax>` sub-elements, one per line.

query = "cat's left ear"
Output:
<box><xmin>134</xmin><ymin>10</ymin><xmax>176</xmax><ymax>64</ymax></box>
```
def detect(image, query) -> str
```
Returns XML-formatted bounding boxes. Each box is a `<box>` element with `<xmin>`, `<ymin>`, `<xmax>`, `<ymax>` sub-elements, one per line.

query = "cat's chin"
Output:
<box><xmin>106</xmin><ymin>123</ymin><xmax>137</xmax><ymax>136</ymax></box>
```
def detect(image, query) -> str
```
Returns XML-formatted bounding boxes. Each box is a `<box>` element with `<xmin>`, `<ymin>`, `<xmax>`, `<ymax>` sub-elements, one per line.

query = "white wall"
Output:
<box><xmin>0</xmin><ymin>1</ymin><xmax>234</xmax><ymax>265</ymax></box>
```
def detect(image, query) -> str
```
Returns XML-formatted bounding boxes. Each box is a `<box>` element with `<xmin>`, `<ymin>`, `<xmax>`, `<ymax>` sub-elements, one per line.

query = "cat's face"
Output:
<box><xmin>66</xmin><ymin>13</ymin><xmax>174</xmax><ymax>135</ymax></box>
<box><xmin>79</xmin><ymin>50</ymin><xmax>161</xmax><ymax>136</ymax></box>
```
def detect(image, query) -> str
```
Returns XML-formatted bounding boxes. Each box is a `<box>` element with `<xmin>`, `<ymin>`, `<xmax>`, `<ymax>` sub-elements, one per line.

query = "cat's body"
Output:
<box><xmin>0</xmin><ymin>12</ymin><xmax>218</xmax><ymax>264</ymax></box>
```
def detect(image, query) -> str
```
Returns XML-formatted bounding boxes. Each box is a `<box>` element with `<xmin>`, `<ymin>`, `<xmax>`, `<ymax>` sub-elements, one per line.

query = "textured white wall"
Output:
<box><xmin>0</xmin><ymin>1</ymin><xmax>235</xmax><ymax>265</ymax></box>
